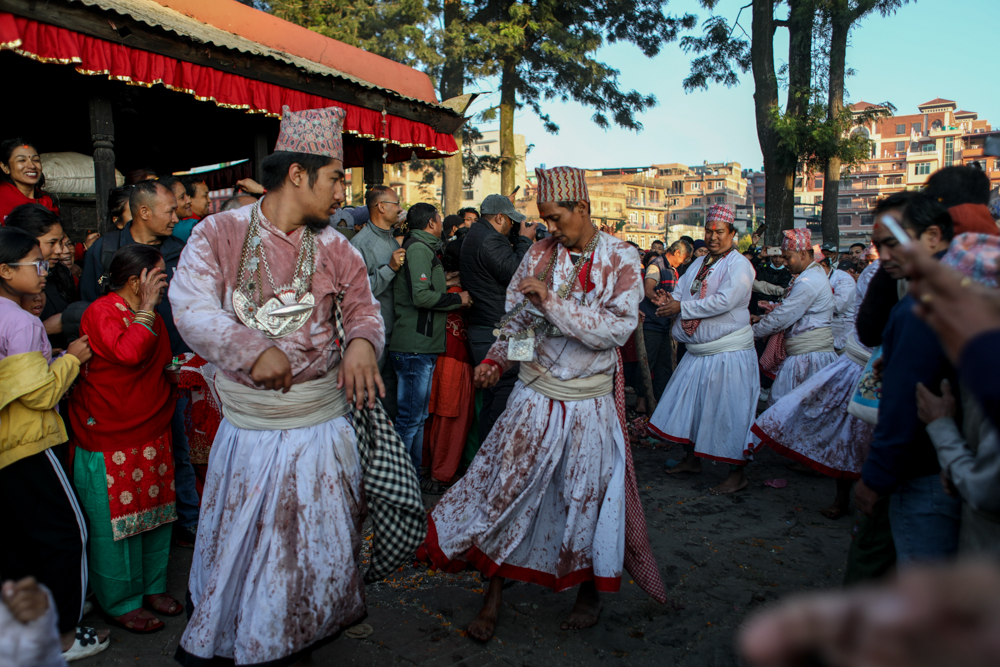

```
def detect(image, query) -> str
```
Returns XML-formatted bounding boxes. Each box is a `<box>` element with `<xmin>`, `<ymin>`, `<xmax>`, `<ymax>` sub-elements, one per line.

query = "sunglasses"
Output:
<box><xmin>7</xmin><ymin>260</ymin><xmax>49</xmax><ymax>276</ymax></box>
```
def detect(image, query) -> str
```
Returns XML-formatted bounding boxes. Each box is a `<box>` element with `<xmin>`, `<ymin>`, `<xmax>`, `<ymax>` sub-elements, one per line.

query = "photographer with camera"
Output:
<box><xmin>460</xmin><ymin>194</ymin><xmax>537</xmax><ymax>441</ymax></box>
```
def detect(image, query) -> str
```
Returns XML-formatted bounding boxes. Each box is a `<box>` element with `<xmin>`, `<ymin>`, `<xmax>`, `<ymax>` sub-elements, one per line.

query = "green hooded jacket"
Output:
<box><xmin>389</xmin><ymin>229</ymin><xmax>463</xmax><ymax>354</ymax></box>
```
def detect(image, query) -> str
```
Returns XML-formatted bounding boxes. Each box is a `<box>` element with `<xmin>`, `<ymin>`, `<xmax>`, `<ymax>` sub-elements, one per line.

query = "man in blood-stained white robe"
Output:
<box><xmin>422</xmin><ymin>167</ymin><xmax>665</xmax><ymax>642</ymax></box>
<box><xmin>752</xmin><ymin>229</ymin><xmax>838</xmax><ymax>408</ymax></box>
<box><xmin>169</xmin><ymin>107</ymin><xmax>389</xmax><ymax>667</ymax></box>
<box><xmin>750</xmin><ymin>257</ymin><xmax>881</xmax><ymax>518</ymax></box>
<box><xmin>648</xmin><ymin>204</ymin><xmax>759</xmax><ymax>494</ymax></box>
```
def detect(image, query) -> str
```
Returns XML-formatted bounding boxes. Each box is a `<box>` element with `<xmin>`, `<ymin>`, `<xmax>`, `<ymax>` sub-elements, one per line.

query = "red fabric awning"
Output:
<box><xmin>0</xmin><ymin>12</ymin><xmax>458</xmax><ymax>162</ymax></box>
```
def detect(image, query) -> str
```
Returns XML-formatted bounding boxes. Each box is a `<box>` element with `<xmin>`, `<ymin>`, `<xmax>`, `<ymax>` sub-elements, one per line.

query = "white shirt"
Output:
<box><xmin>670</xmin><ymin>251</ymin><xmax>754</xmax><ymax>345</ymax></box>
<box><xmin>829</xmin><ymin>268</ymin><xmax>856</xmax><ymax>349</ymax></box>
<box><xmin>753</xmin><ymin>263</ymin><xmax>834</xmax><ymax>339</ymax></box>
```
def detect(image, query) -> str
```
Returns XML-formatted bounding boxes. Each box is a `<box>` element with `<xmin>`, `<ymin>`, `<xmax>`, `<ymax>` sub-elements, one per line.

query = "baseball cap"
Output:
<box><xmin>821</xmin><ymin>243</ymin><xmax>838</xmax><ymax>254</ymax></box>
<box><xmin>480</xmin><ymin>194</ymin><xmax>526</xmax><ymax>223</ymax></box>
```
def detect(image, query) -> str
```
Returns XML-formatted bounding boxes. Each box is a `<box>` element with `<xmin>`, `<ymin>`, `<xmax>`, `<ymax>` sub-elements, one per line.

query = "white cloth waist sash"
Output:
<box><xmin>214</xmin><ymin>371</ymin><xmax>350</xmax><ymax>431</ymax></box>
<box><xmin>685</xmin><ymin>325</ymin><xmax>754</xmax><ymax>357</ymax></box>
<box><xmin>843</xmin><ymin>335</ymin><xmax>872</xmax><ymax>368</ymax></box>
<box><xmin>784</xmin><ymin>327</ymin><xmax>836</xmax><ymax>356</ymax></box>
<box><xmin>518</xmin><ymin>361</ymin><xmax>613</xmax><ymax>401</ymax></box>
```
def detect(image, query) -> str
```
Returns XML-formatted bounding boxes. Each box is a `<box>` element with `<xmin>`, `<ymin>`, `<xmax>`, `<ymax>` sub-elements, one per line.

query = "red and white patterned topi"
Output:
<box><xmin>706</xmin><ymin>204</ymin><xmax>734</xmax><ymax>224</ymax></box>
<box><xmin>781</xmin><ymin>228</ymin><xmax>811</xmax><ymax>252</ymax></box>
<box><xmin>274</xmin><ymin>105</ymin><xmax>346</xmax><ymax>162</ymax></box>
<box><xmin>535</xmin><ymin>166</ymin><xmax>590</xmax><ymax>203</ymax></box>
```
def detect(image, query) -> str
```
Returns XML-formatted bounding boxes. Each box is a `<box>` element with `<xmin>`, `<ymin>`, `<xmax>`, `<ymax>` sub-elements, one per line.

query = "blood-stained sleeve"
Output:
<box><xmin>168</xmin><ymin>219</ymin><xmax>273</xmax><ymax>375</ymax></box>
<box><xmin>333</xmin><ymin>241</ymin><xmax>386</xmax><ymax>359</ymax></box>
<box><xmin>540</xmin><ymin>244</ymin><xmax>641</xmax><ymax>351</ymax></box>
<box><xmin>752</xmin><ymin>273</ymin><xmax>818</xmax><ymax>339</ymax></box>
<box><xmin>680</xmin><ymin>258</ymin><xmax>753</xmax><ymax>321</ymax></box>
<box><xmin>484</xmin><ymin>243</ymin><xmax>544</xmax><ymax>371</ymax></box>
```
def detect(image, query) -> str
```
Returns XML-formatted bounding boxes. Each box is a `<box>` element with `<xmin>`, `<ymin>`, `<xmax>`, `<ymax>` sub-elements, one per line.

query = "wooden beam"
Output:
<box><xmin>88</xmin><ymin>96</ymin><xmax>115</xmax><ymax>234</ymax></box>
<box><xmin>0</xmin><ymin>0</ymin><xmax>465</xmax><ymax>136</ymax></box>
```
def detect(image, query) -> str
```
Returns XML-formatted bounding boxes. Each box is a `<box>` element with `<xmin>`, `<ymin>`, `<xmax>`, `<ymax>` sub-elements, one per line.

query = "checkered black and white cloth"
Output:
<box><xmin>333</xmin><ymin>294</ymin><xmax>426</xmax><ymax>583</ymax></box>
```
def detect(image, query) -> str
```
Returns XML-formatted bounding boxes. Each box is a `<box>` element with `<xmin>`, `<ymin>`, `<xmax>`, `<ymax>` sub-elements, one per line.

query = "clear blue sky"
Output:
<box><xmin>466</xmin><ymin>0</ymin><xmax>1000</xmax><ymax>173</ymax></box>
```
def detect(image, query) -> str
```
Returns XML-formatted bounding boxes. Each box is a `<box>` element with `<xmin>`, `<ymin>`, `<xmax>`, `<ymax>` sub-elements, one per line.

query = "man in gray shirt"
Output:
<box><xmin>351</xmin><ymin>184</ymin><xmax>406</xmax><ymax>418</ymax></box>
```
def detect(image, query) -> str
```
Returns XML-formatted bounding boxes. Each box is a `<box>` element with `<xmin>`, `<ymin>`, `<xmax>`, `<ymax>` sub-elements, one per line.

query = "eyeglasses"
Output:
<box><xmin>7</xmin><ymin>260</ymin><xmax>49</xmax><ymax>276</ymax></box>
<box><xmin>380</xmin><ymin>199</ymin><xmax>401</xmax><ymax>207</ymax></box>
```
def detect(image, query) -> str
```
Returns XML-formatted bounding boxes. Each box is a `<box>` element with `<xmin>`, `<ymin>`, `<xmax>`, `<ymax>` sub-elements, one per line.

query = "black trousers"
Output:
<box><xmin>0</xmin><ymin>447</ymin><xmax>88</xmax><ymax>633</ymax></box>
<box><xmin>468</xmin><ymin>325</ymin><xmax>519</xmax><ymax>444</ymax></box>
<box><xmin>642</xmin><ymin>327</ymin><xmax>674</xmax><ymax>401</ymax></box>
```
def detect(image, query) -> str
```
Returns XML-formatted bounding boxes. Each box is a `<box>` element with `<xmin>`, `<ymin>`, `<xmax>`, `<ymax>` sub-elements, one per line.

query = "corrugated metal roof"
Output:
<box><xmin>70</xmin><ymin>0</ymin><xmax>457</xmax><ymax>114</ymax></box>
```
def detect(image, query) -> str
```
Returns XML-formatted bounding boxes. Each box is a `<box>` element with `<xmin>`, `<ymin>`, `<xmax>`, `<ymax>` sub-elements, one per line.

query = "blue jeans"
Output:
<box><xmin>171</xmin><ymin>393</ymin><xmax>200</xmax><ymax>529</ymax></box>
<box><xmin>889</xmin><ymin>473</ymin><xmax>961</xmax><ymax>566</ymax></box>
<box><xmin>391</xmin><ymin>352</ymin><xmax>438</xmax><ymax>474</ymax></box>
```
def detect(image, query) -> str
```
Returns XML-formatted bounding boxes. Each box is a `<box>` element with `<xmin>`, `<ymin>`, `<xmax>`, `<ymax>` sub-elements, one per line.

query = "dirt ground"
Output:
<box><xmin>82</xmin><ymin>436</ymin><xmax>854</xmax><ymax>667</ymax></box>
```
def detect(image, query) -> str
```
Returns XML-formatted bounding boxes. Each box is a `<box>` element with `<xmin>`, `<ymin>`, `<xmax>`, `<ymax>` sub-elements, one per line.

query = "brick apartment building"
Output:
<box><xmin>745</xmin><ymin>97</ymin><xmax>999</xmax><ymax>248</ymax></box>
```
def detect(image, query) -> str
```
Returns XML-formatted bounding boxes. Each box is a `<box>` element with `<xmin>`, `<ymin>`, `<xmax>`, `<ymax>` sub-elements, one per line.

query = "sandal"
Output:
<box><xmin>420</xmin><ymin>478</ymin><xmax>451</xmax><ymax>495</ymax></box>
<box><xmin>107</xmin><ymin>607</ymin><xmax>165</xmax><ymax>634</ymax></box>
<box><xmin>63</xmin><ymin>626</ymin><xmax>110</xmax><ymax>662</ymax></box>
<box><xmin>144</xmin><ymin>593</ymin><xmax>183</xmax><ymax>616</ymax></box>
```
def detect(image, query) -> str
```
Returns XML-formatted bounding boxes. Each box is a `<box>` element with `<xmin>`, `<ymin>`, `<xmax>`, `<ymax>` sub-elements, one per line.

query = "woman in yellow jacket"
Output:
<box><xmin>0</xmin><ymin>227</ymin><xmax>109</xmax><ymax>661</ymax></box>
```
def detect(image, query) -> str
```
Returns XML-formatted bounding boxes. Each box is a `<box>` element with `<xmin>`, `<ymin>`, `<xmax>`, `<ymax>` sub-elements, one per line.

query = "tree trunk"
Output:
<box><xmin>499</xmin><ymin>53</ymin><xmax>517</xmax><ymax>195</ymax></box>
<box><xmin>821</xmin><ymin>0</ymin><xmax>850</xmax><ymax>248</ymax></box>
<box><xmin>440</xmin><ymin>0</ymin><xmax>464</xmax><ymax>215</ymax></box>
<box><xmin>750</xmin><ymin>0</ymin><xmax>783</xmax><ymax>247</ymax></box>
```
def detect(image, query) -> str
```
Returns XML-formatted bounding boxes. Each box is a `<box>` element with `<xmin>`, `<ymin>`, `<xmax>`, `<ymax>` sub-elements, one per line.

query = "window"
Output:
<box><xmin>814</xmin><ymin>178</ymin><xmax>824</xmax><ymax>189</ymax></box>
<box><xmin>671</xmin><ymin>213</ymin><xmax>678</xmax><ymax>221</ymax></box>
<box><xmin>914</xmin><ymin>162</ymin><xmax>931</xmax><ymax>175</ymax></box>
<box><xmin>627</xmin><ymin>188</ymin><xmax>637</xmax><ymax>199</ymax></box>
<box><xmin>896</xmin><ymin>141</ymin><xmax>906</xmax><ymax>152</ymax></box>
<box><xmin>692</xmin><ymin>198</ymin><xmax>701</xmax><ymax>205</ymax></box>
<box><xmin>994</xmin><ymin>159</ymin><xmax>1000</xmax><ymax>172</ymax></box>
<box><xmin>922</xmin><ymin>143</ymin><xmax>936</xmax><ymax>153</ymax></box>
<box><xmin>691</xmin><ymin>182</ymin><xmax>701</xmax><ymax>190</ymax></box>
<box><xmin>629</xmin><ymin>212</ymin><xmax>637</xmax><ymax>222</ymax></box>
<box><xmin>861</xmin><ymin>215</ymin><xmax>874</xmax><ymax>226</ymax></box>
<box><xmin>463</xmin><ymin>189</ymin><xmax>474</xmax><ymax>200</ymax></box>
<box><xmin>794</xmin><ymin>197</ymin><xmax>801</xmax><ymax>204</ymax></box>
<box><xmin>839</xmin><ymin>215</ymin><xmax>853</xmax><ymax>227</ymax></box>
<box><xmin>614</xmin><ymin>203</ymin><xmax>623</xmax><ymax>212</ymax></box>
<box><xmin>912</xmin><ymin>122</ymin><xmax>922</xmax><ymax>133</ymax></box>
<box><xmin>755</xmin><ymin>198</ymin><xmax>764</xmax><ymax>206</ymax></box>
<box><xmin>477</xmin><ymin>144</ymin><xmax>490</xmax><ymax>153</ymax></box>
<box><xmin>838</xmin><ymin>197</ymin><xmax>851</xmax><ymax>208</ymax></box>
<box><xmin>895</xmin><ymin>124</ymin><xmax>906</xmax><ymax>135</ymax></box>
<box><xmin>601</xmin><ymin>201</ymin><xmax>609</xmax><ymax>211</ymax></box>
<box><xmin>932</xmin><ymin>120</ymin><xmax>942</xmax><ymax>130</ymax></box>
<box><xmin>755</xmin><ymin>186</ymin><xmax>764</xmax><ymax>194</ymax></box>
<box><xmin>716</xmin><ymin>196</ymin><xmax>725</xmax><ymax>204</ymax></box>
<box><xmin>627</xmin><ymin>234</ymin><xmax>637</xmax><ymax>244</ymax></box>
<box><xmin>944</xmin><ymin>137</ymin><xmax>954</xmax><ymax>167</ymax></box>
<box><xmin>794</xmin><ymin>178</ymin><xmax>803</xmax><ymax>189</ymax></box>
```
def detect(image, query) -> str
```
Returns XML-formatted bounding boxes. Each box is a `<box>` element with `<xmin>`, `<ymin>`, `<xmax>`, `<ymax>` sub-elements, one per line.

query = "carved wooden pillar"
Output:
<box><xmin>253</xmin><ymin>133</ymin><xmax>268</xmax><ymax>182</ymax></box>
<box><xmin>88</xmin><ymin>97</ymin><xmax>115</xmax><ymax>234</ymax></box>
<box><xmin>362</xmin><ymin>141</ymin><xmax>384</xmax><ymax>192</ymax></box>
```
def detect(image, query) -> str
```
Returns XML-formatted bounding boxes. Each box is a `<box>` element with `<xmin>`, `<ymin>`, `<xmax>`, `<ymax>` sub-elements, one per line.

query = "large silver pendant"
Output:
<box><xmin>233</xmin><ymin>288</ymin><xmax>315</xmax><ymax>339</ymax></box>
<box><xmin>507</xmin><ymin>332</ymin><xmax>535</xmax><ymax>362</ymax></box>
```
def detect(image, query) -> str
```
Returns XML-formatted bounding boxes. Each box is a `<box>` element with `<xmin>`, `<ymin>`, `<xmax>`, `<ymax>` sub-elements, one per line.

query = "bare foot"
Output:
<box><xmin>710</xmin><ymin>468</ymin><xmax>748</xmax><ymax>495</ymax></box>
<box><xmin>666</xmin><ymin>452</ymin><xmax>702</xmax><ymax>475</ymax></box>
<box><xmin>821</xmin><ymin>479</ymin><xmax>853</xmax><ymax>519</ymax></box>
<box><xmin>561</xmin><ymin>581</ymin><xmax>602</xmax><ymax>630</ymax></box>
<box><xmin>468</xmin><ymin>575</ymin><xmax>503</xmax><ymax>642</ymax></box>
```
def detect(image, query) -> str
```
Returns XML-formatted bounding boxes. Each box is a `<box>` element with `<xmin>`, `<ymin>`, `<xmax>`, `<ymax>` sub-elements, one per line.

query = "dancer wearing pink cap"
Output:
<box><xmin>752</xmin><ymin>229</ymin><xmax>838</xmax><ymax>407</ymax></box>
<box><xmin>422</xmin><ymin>166</ymin><xmax>665</xmax><ymax>641</ymax></box>
<box><xmin>171</xmin><ymin>106</ymin><xmax>415</xmax><ymax>666</ymax></box>
<box><xmin>648</xmin><ymin>205</ymin><xmax>760</xmax><ymax>494</ymax></box>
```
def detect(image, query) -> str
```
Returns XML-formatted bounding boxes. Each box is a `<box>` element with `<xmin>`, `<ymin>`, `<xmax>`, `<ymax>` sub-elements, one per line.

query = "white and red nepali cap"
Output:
<box><xmin>707</xmin><ymin>204</ymin><xmax>734</xmax><ymax>224</ymax></box>
<box><xmin>781</xmin><ymin>228</ymin><xmax>811</xmax><ymax>252</ymax></box>
<box><xmin>535</xmin><ymin>166</ymin><xmax>590</xmax><ymax>204</ymax></box>
<box><xmin>274</xmin><ymin>105</ymin><xmax>346</xmax><ymax>162</ymax></box>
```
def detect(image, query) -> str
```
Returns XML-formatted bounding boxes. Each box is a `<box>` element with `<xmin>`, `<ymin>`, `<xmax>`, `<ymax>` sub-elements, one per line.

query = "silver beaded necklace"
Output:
<box><xmin>232</xmin><ymin>201</ymin><xmax>317</xmax><ymax>339</ymax></box>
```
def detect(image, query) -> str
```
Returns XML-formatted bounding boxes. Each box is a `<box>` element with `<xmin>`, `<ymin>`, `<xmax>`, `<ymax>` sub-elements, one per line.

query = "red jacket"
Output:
<box><xmin>0</xmin><ymin>182</ymin><xmax>59</xmax><ymax>223</ymax></box>
<box><xmin>70</xmin><ymin>293</ymin><xmax>175</xmax><ymax>452</ymax></box>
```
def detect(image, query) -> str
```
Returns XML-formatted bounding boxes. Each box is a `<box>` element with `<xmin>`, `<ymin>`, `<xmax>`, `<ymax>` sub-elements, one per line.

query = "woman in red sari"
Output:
<box><xmin>69</xmin><ymin>245</ymin><xmax>179</xmax><ymax>633</ymax></box>
<box><xmin>0</xmin><ymin>139</ymin><xmax>59</xmax><ymax>222</ymax></box>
